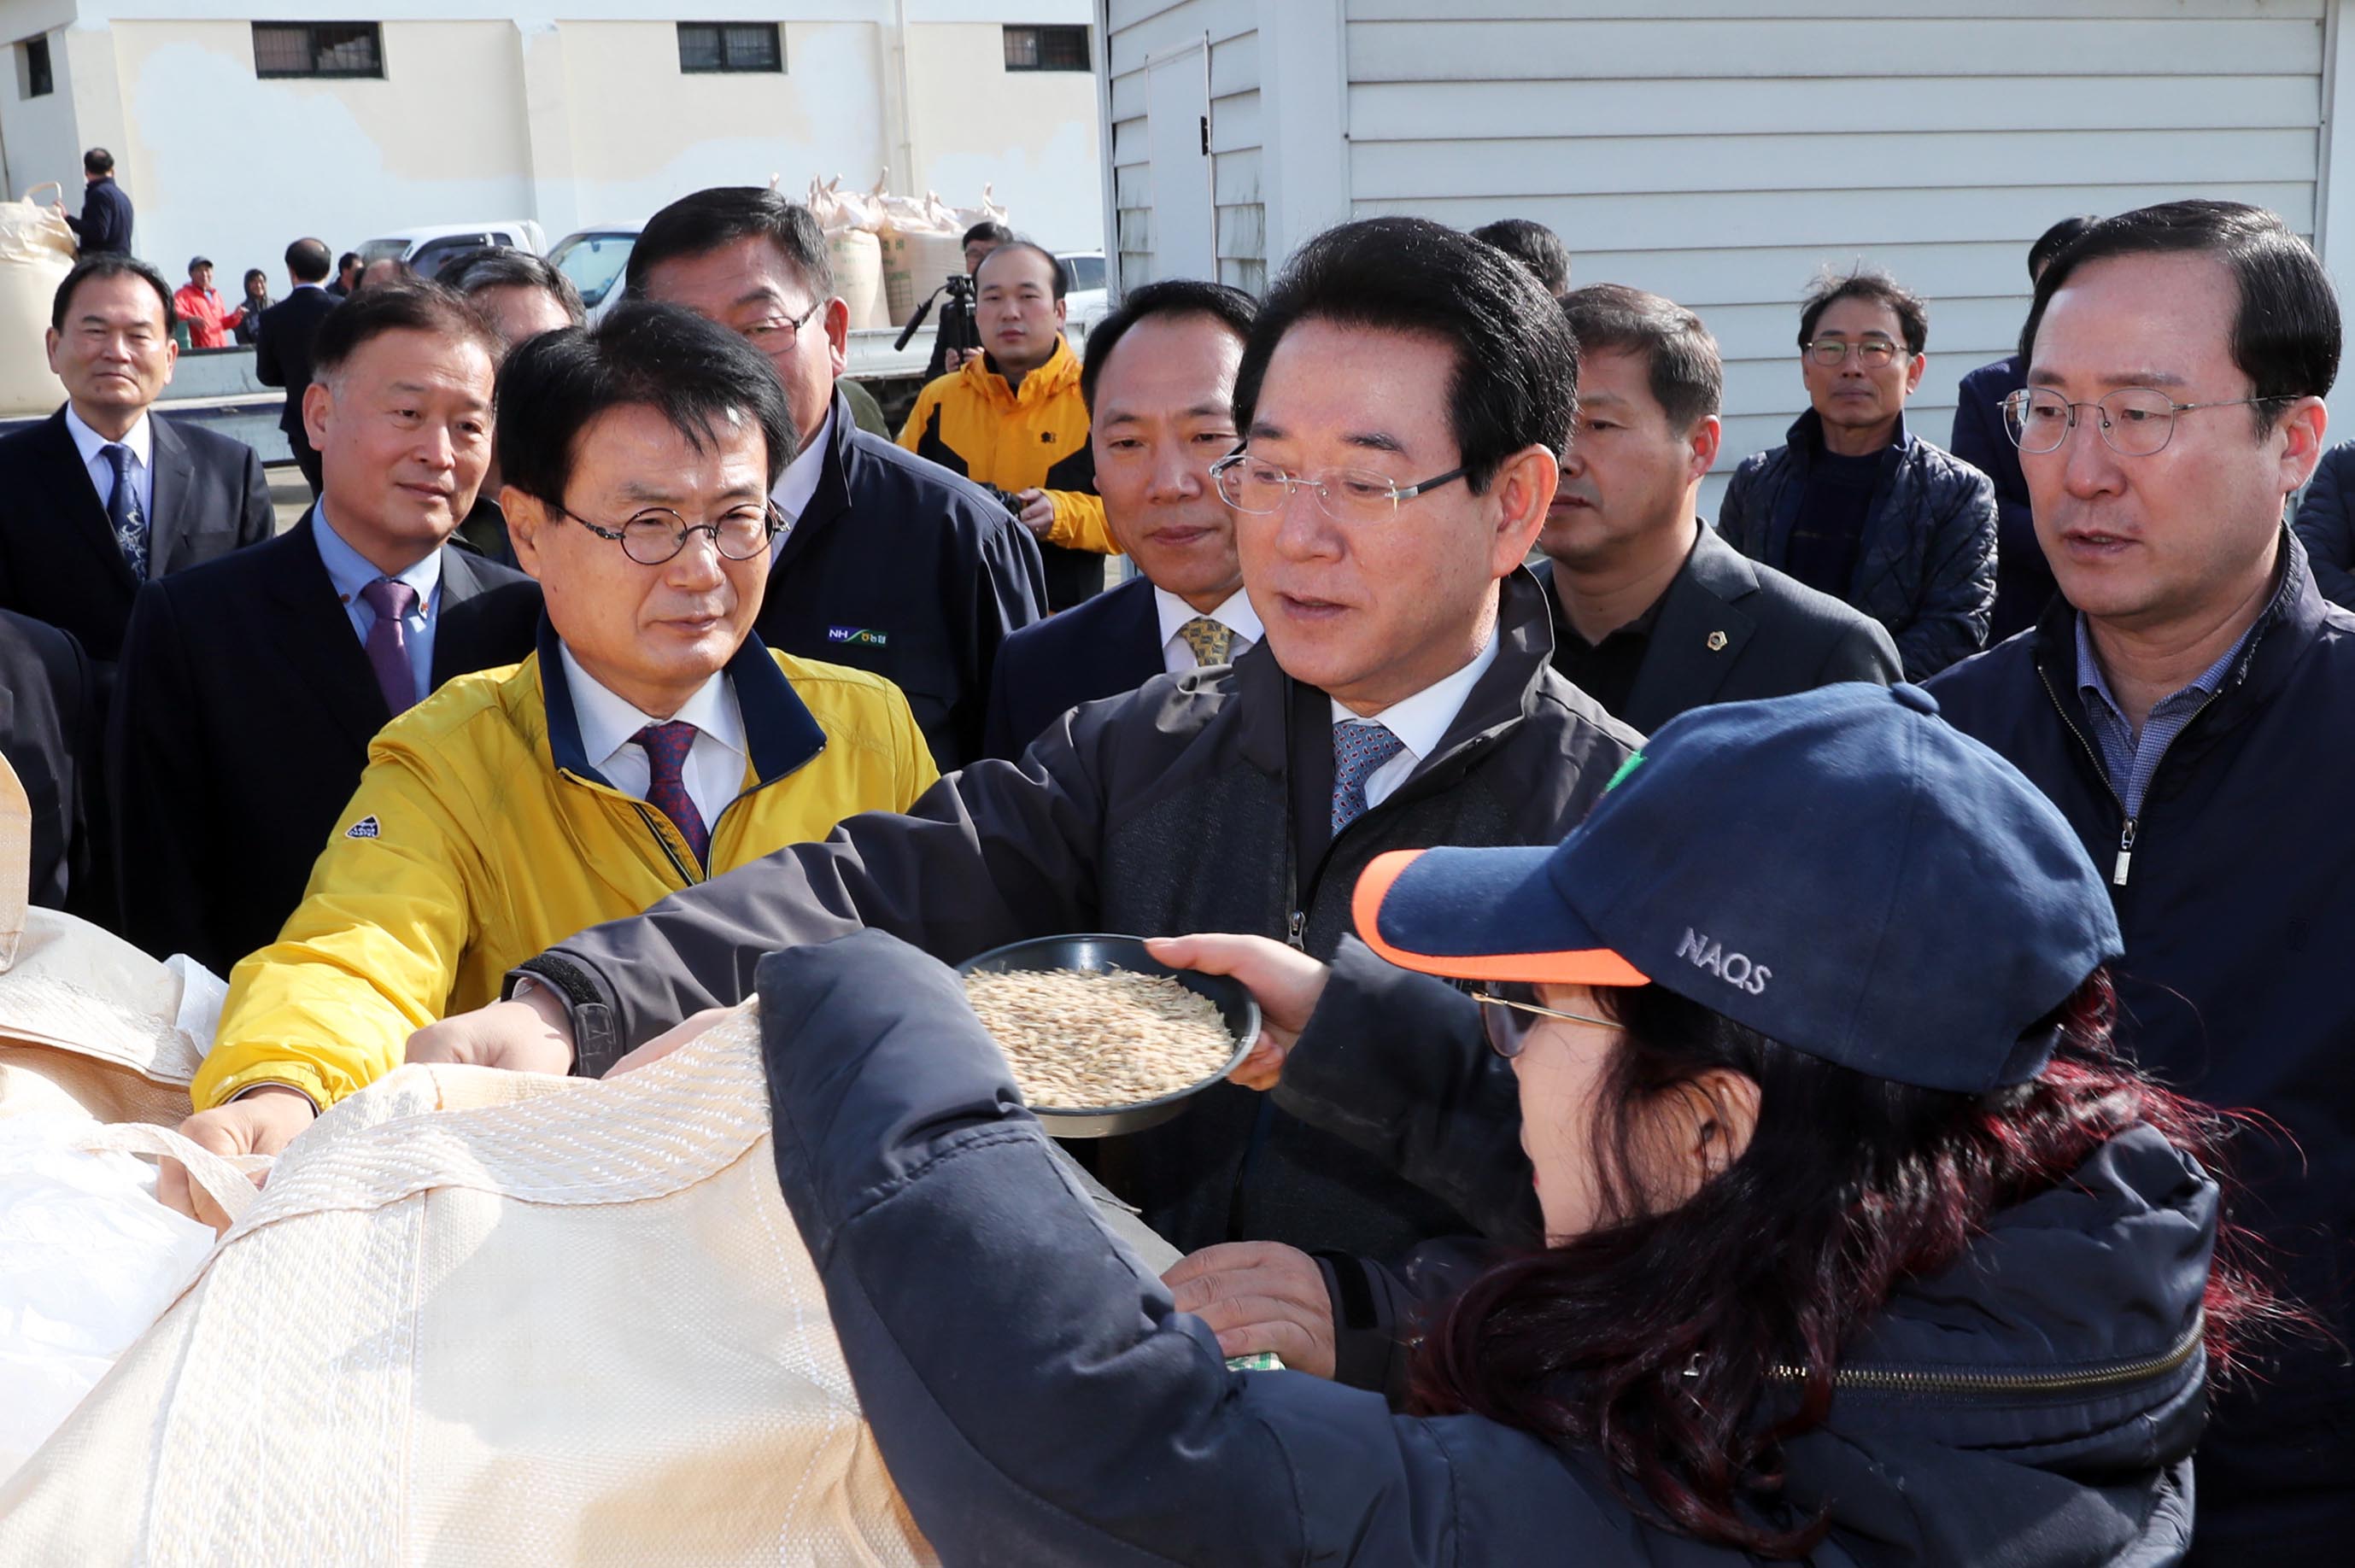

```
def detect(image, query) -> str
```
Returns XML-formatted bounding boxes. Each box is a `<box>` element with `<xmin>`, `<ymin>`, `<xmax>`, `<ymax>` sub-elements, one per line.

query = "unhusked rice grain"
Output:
<box><xmin>962</xmin><ymin>968</ymin><xmax>1235</xmax><ymax>1109</ymax></box>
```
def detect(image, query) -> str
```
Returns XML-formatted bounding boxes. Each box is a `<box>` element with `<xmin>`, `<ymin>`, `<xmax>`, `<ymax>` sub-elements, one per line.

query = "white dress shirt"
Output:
<box><xmin>770</xmin><ymin>407</ymin><xmax>834</xmax><ymax>540</ymax></box>
<box><xmin>64</xmin><ymin>403</ymin><xmax>156</xmax><ymax>524</ymax></box>
<box><xmin>1152</xmin><ymin>585</ymin><xmax>1264</xmax><ymax>675</ymax></box>
<box><xmin>559</xmin><ymin>645</ymin><xmax>750</xmax><ymax>833</ymax></box>
<box><xmin>1330</xmin><ymin>631</ymin><xmax>1502</xmax><ymax>811</ymax></box>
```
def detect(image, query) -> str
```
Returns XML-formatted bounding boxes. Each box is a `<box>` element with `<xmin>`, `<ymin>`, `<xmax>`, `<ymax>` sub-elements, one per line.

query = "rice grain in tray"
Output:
<box><xmin>962</xmin><ymin>968</ymin><xmax>1235</xmax><ymax>1109</ymax></box>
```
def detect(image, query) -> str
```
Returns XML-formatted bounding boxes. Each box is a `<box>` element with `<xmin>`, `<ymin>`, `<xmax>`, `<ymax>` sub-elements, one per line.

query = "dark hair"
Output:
<box><xmin>1472</xmin><ymin>218</ymin><xmax>1571</xmax><ymax>297</ymax></box>
<box><xmin>1560</xmin><ymin>284</ymin><xmax>1722</xmax><ymax>433</ymax></box>
<box><xmin>337</xmin><ymin>251</ymin><xmax>361</xmax><ymax>275</ymax></box>
<box><xmin>1079</xmin><ymin>278</ymin><xmax>1259</xmax><ymax>410</ymax></box>
<box><xmin>495</xmin><ymin>301</ymin><xmax>797</xmax><ymax>508</ymax></box>
<box><xmin>243</xmin><ymin>268</ymin><xmax>267</xmax><ymax>287</ymax></box>
<box><xmin>311</xmin><ymin>278</ymin><xmax>500</xmax><ymax>383</ymax></box>
<box><xmin>2021</xmin><ymin>200</ymin><xmax>2340</xmax><ymax>435</ymax></box>
<box><xmin>440</xmin><ymin>247</ymin><xmax>589</xmax><ymax>330</ymax></box>
<box><xmin>975</xmin><ymin>239</ymin><xmax>1068</xmax><ymax>301</ymax></box>
<box><xmin>286</xmin><ymin>238</ymin><xmax>333</xmax><ymax>284</ymax></box>
<box><xmin>50</xmin><ymin>255</ymin><xmax>175</xmax><ymax>333</ymax></box>
<box><xmin>624</xmin><ymin>186</ymin><xmax>834</xmax><ymax>303</ymax></box>
<box><xmin>2028</xmin><ymin>214</ymin><xmax>2100</xmax><ymax>282</ymax></box>
<box><xmin>1414</xmin><ymin>973</ymin><xmax>2299</xmax><ymax>1558</ymax></box>
<box><xmin>1797</xmin><ymin>266</ymin><xmax>1928</xmax><ymax>357</ymax></box>
<box><xmin>962</xmin><ymin>220</ymin><xmax>1015</xmax><ymax>250</ymax></box>
<box><xmin>1234</xmin><ymin>216</ymin><xmax>1579</xmax><ymax>490</ymax></box>
<box><xmin>82</xmin><ymin>148</ymin><xmax>113</xmax><ymax>177</ymax></box>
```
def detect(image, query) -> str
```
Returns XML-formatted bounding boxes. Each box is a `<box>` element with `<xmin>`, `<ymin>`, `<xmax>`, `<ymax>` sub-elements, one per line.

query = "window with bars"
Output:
<box><xmin>1003</xmin><ymin>25</ymin><xmax>1090</xmax><ymax>73</ymax></box>
<box><xmin>18</xmin><ymin>35</ymin><xmax>53</xmax><ymax>98</ymax></box>
<box><xmin>677</xmin><ymin>22</ymin><xmax>783</xmax><ymax>74</ymax></box>
<box><xmin>253</xmin><ymin>22</ymin><xmax>384</xmax><ymax>79</ymax></box>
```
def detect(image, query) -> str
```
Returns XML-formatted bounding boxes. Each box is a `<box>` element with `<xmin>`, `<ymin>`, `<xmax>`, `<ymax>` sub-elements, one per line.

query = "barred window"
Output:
<box><xmin>678</xmin><ymin>22</ymin><xmax>783</xmax><ymax>74</ymax></box>
<box><xmin>253</xmin><ymin>23</ymin><xmax>384</xmax><ymax>80</ymax></box>
<box><xmin>1004</xmin><ymin>25</ymin><xmax>1090</xmax><ymax>73</ymax></box>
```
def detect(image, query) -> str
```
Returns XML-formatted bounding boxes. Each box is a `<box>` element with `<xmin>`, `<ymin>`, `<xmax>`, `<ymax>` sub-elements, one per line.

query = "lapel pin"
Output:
<box><xmin>1706</xmin><ymin>630</ymin><xmax>1729</xmax><ymax>652</ymax></box>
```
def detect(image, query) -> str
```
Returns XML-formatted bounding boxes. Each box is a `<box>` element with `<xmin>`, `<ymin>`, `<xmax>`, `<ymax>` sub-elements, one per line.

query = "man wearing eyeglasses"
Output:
<box><xmin>1718</xmin><ymin>268</ymin><xmax>1997</xmax><ymax>681</ymax></box>
<box><xmin>410</xmin><ymin>217</ymin><xmax>1638</xmax><ymax>1272</ymax></box>
<box><xmin>1926</xmin><ymin>201</ymin><xmax>2355</xmax><ymax>1565</ymax></box>
<box><xmin>160</xmin><ymin>305</ymin><xmax>938</xmax><ymax>1214</ymax></box>
<box><xmin>624</xmin><ymin>188</ymin><xmax>1046</xmax><ymax>771</ymax></box>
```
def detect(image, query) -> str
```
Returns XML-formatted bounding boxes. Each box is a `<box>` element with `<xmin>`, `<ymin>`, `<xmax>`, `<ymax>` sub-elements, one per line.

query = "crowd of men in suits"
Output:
<box><xmin>0</xmin><ymin>184</ymin><xmax>2349</xmax><ymax>1559</ymax></box>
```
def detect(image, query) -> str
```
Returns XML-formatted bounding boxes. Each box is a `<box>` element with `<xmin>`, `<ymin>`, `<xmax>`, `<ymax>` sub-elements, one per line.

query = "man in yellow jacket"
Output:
<box><xmin>163</xmin><ymin>303</ymin><xmax>936</xmax><ymax>1216</ymax></box>
<box><xmin>899</xmin><ymin>241</ymin><xmax>1116</xmax><ymax>610</ymax></box>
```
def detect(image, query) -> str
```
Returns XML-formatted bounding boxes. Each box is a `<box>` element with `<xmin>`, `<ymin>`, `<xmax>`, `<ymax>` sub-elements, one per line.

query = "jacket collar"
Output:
<box><xmin>970</xmin><ymin>334</ymin><xmax>1080</xmax><ymax>406</ymax></box>
<box><xmin>770</xmin><ymin>387</ymin><xmax>861</xmax><ymax>567</ymax></box>
<box><xmin>1784</xmin><ymin>405</ymin><xmax>1914</xmax><ymax>468</ymax></box>
<box><xmin>1620</xmin><ymin>524</ymin><xmax>1762</xmax><ymax>731</ymax></box>
<box><xmin>1233</xmin><ymin>566</ymin><xmax>1560</xmax><ymax>779</ymax></box>
<box><xmin>534</xmin><ymin>616</ymin><xmax>826</xmax><ymax>793</ymax></box>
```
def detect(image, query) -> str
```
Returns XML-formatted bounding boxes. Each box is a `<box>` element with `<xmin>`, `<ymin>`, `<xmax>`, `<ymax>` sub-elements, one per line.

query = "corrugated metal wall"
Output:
<box><xmin>1106</xmin><ymin>0</ymin><xmax>1268</xmax><ymax>293</ymax></box>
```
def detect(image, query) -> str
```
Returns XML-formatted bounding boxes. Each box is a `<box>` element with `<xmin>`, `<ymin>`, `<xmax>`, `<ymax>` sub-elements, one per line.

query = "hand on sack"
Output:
<box><xmin>1014</xmin><ymin>488</ymin><xmax>1056</xmax><ymax>538</ymax></box>
<box><xmin>608</xmin><ymin>1006</ymin><xmax>739</xmax><ymax>1075</ymax></box>
<box><xmin>159</xmin><ymin>1085</ymin><xmax>313</xmax><ymax>1229</ymax></box>
<box><xmin>1144</xmin><ymin>934</ymin><xmax>1327</xmax><ymax>1090</ymax></box>
<box><xmin>1163</xmin><ymin>1241</ymin><xmax>1338</xmax><ymax>1378</ymax></box>
<box><xmin>405</xmin><ymin>989</ymin><xmax>577</xmax><ymax>1074</ymax></box>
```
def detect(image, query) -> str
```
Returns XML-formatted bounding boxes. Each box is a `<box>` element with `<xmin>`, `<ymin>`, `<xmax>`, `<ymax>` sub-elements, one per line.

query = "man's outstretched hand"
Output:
<box><xmin>406</xmin><ymin>989</ymin><xmax>577</xmax><ymax>1075</ymax></box>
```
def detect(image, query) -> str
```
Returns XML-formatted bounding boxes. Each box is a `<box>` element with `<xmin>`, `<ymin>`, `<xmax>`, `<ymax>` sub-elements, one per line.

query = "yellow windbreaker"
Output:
<box><xmin>194</xmin><ymin>635</ymin><xmax>938</xmax><ymax>1110</ymax></box>
<box><xmin>897</xmin><ymin>335</ymin><xmax>1116</xmax><ymax>554</ymax></box>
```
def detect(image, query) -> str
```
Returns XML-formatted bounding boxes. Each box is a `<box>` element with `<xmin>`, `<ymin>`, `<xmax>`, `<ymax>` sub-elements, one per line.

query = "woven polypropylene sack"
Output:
<box><xmin>0</xmin><ymin>185</ymin><xmax>73</xmax><ymax>418</ymax></box>
<box><xmin>0</xmin><ymin>1008</ymin><xmax>940</xmax><ymax>1566</ymax></box>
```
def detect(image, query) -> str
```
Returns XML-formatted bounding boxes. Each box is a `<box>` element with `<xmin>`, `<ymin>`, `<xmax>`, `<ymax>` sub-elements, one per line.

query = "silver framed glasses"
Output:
<box><xmin>554</xmin><ymin>500</ymin><xmax>784</xmax><ymax>565</ymax></box>
<box><xmin>1473</xmin><ymin>982</ymin><xmax>1617</xmax><ymax>1061</ymax></box>
<box><xmin>1208</xmin><ymin>452</ymin><xmax>1468</xmax><ymax>524</ymax></box>
<box><xmin>737</xmin><ymin>297</ymin><xmax>825</xmax><ymax>350</ymax></box>
<box><xmin>2001</xmin><ymin>386</ymin><xmax>2288</xmax><ymax>457</ymax></box>
<box><xmin>1803</xmin><ymin>338</ymin><xmax>1904</xmax><ymax>367</ymax></box>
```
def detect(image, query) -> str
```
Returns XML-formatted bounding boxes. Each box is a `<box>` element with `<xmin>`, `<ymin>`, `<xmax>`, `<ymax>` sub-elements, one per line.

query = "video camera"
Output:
<box><xmin>893</xmin><ymin>271</ymin><xmax>981</xmax><ymax>357</ymax></box>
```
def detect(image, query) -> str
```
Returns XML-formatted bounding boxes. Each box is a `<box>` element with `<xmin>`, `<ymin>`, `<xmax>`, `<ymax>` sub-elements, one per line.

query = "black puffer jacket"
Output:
<box><xmin>760</xmin><ymin>931</ymin><xmax>2214</xmax><ymax>1567</ymax></box>
<box><xmin>1718</xmin><ymin>409</ymin><xmax>1998</xmax><ymax>681</ymax></box>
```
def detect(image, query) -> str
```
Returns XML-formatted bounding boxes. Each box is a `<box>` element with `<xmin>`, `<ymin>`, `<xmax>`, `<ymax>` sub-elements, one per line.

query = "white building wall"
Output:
<box><xmin>1103</xmin><ymin>0</ymin><xmax>1267</xmax><ymax>291</ymax></box>
<box><xmin>0</xmin><ymin>12</ymin><xmax>84</xmax><ymax>207</ymax></box>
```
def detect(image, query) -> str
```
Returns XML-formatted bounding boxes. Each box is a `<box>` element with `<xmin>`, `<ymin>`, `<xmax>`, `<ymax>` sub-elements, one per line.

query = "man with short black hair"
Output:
<box><xmin>1719</xmin><ymin>266</ymin><xmax>1997</xmax><ymax>679</ymax></box>
<box><xmin>1927</xmin><ymin>198</ymin><xmax>2355</xmax><ymax>1562</ymax></box>
<box><xmin>161</xmin><ymin>304</ymin><xmax>937</xmax><ymax>1210</ymax></box>
<box><xmin>110</xmin><ymin>280</ymin><xmax>543</xmax><ymax>973</ymax></box>
<box><xmin>923</xmin><ymin>219</ymin><xmax>1016</xmax><ymax>383</ymax></box>
<box><xmin>1951</xmin><ymin>214</ymin><xmax>2101</xmax><ymax>640</ymax></box>
<box><xmin>622</xmin><ymin>187</ymin><xmax>1044</xmax><ymax>769</ymax></box>
<box><xmin>54</xmin><ymin>148</ymin><xmax>132</xmax><ymax>256</ymax></box>
<box><xmin>985</xmin><ymin>278</ymin><xmax>1261</xmax><ymax>758</ymax></box>
<box><xmin>900</xmin><ymin>240</ymin><xmax>1115</xmax><ymax>609</ymax></box>
<box><xmin>255</xmin><ymin>237</ymin><xmax>341</xmax><ymax>496</ymax></box>
<box><xmin>413</xmin><ymin>215</ymin><xmax>1640</xmax><ymax>1268</ymax></box>
<box><xmin>1535</xmin><ymin>284</ymin><xmax>1897</xmax><ymax>731</ymax></box>
<box><xmin>0</xmin><ymin>255</ymin><xmax>272</xmax><ymax>667</ymax></box>
<box><xmin>327</xmin><ymin>251</ymin><xmax>362</xmax><ymax>299</ymax></box>
<box><xmin>1471</xmin><ymin>217</ymin><xmax>1569</xmax><ymax>299</ymax></box>
<box><xmin>441</xmin><ymin>247</ymin><xmax>588</xmax><ymax>563</ymax></box>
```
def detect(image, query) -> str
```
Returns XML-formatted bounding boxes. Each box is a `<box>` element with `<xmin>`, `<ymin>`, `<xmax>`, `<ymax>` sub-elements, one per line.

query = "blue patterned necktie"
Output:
<box><xmin>103</xmin><ymin>442</ymin><xmax>148</xmax><ymax>580</ymax></box>
<box><xmin>633</xmin><ymin>720</ymin><xmax>710</xmax><ymax>869</ymax></box>
<box><xmin>1331</xmin><ymin>720</ymin><xmax>1407</xmax><ymax>834</ymax></box>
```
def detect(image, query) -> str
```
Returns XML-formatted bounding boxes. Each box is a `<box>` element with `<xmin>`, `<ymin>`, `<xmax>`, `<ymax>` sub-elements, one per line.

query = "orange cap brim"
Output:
<box><xmin>1351</xmin><ymin>850</ymin><xmax>1652</xmax><ymax>987</ymax></box>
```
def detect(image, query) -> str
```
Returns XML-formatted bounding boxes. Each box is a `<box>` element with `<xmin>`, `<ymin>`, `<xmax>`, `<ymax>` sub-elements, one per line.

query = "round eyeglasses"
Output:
<box><xmin>1472</xmin><ymin>981</ymin><xmax>1618</xmax><ymax>1061</ymax></box>
<box><xmin>1803</xmin><ymin>339</ymin><xmax>1904</xmax><ymax>368</ymax></box>
<box><xmin>554</xmin><ymin>500</ymin><xmax>784</xmax><ymax>565</ymax></box>
<box><xmin>1208</xmin><ymin>452</ymin><xmax>1469</xmax><ymax>525</ymax></box>
<box><xmin>2001</xmin><ymin>386</ymin><xmax>2288</xmax><ymax>458</ymax></box>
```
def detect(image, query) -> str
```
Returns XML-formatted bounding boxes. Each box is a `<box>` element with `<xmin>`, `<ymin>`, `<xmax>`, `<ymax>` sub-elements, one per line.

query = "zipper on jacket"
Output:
<box><xmin>1772</xmin><ymin>1311</ymin><xmax>2203</xmax><ymax>1399</ymax></box>
<box><xmin>1285</xmin><ymin>909</ymin><xmax>1307</xmax><ymax>952</ymax></box>
<box><xmin>2036</xmin><ymin>663</ymin><xmax>2224</xmax><ymax>889</ymax></box>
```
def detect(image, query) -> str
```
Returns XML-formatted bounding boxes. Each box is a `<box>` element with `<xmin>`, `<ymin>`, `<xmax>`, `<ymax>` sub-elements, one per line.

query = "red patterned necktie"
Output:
<box><xmin>631</xmin><ymin>720</ymin><xmax>709</xmax><ymax>868</ymax></box>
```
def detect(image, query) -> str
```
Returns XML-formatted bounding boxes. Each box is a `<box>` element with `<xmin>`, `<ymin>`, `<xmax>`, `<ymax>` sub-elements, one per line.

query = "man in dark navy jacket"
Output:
<box><xmin>624</xmin><ymin>187</ymin><xmax>1045</xmax><ymax>769</ymax></box>
<box><xmin>55</xmin><ymin>148</ymin><xmax>132</xmax><ymax>255</ymax></box>
<box><xmin>0</xmin><ymin>610</ymin><xmax>97</xmax><ymax>914</ymax></box>
<box><xmin>1928</xmin><ymin>200</ymin><xmax>2353</xmax><ymax>1565</ymax></box>
<box><xmin>986</xmin><ymin>279</ymin><xmax>1262</xmax><ymax>759</ymax></box>
<box><xmin>255</xmin><ymin>238</ymin><xmax>341</xmax><ymax>497</ymax></box>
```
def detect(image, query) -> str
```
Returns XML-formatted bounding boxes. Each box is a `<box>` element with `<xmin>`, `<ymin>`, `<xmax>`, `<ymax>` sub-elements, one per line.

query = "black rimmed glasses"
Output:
<box><xmin>1802</xmin><ymin>338</ymin><xmax>1904</xmax><ymax>368</ymax></box>
<box><xmin>1208</xmin><ymin>452</ymin><xmax>1469</xmax><ymax>524</ymax></box>
<box><xmin>737</xmin><ymin>297</ymin><xmax>826</xmax><ymax>350</ymax></box>
<box><xmin>554</xmin><ymin>500</ymin><xmax>784</xmax><ymax>565</ymax></box>
<box><xmin>2001</xmin><ymin>386</ymin><xmax>2288</xmax><ymax>458</ymax></box>
<box><xmin>1472</xmin><ymin>981</ymin><xmax>1617</xmax><ymax>1061</ymax></box>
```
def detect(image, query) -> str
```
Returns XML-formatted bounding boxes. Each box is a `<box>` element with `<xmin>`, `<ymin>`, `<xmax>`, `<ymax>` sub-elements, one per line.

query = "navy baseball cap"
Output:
<box><xmin>1353</xmin><ymin>683</ymin><xmax>2123</xmax><ymax>1094</ymax></box>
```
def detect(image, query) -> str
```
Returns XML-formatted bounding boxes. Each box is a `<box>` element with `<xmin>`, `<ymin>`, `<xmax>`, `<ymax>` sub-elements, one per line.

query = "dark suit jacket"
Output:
<box><xmin>63</xmin><ymin>176</ymin><xmax>132</xmax><ymax>255</ymax></box>
<box><xmin>107</xmin><ymin>513</ymin><xmax>544</xmax><ymax>970</ymax></box>
<box><xmin>0</xmin><ymin>610</ymin><xmax>97</xmax><ymax>913</ymax></box>
<box><xmin>255</xmin><ymin>287</ymin><xmax>339</xmax><ymax>439</ymax></box>
<box><xmin>1532</xmin><ymin>523</ymin><xmax>1901</xmax><ymax>735</ymax></box>
<box><xmin>982</xmin><ymin>574</ymin><xmax>1165</xmax><ymax>759</ymax></box>
<box><xmin>0</xmin><ymin>407</ymin><xmax>274</xmax><ymax>664</ymax></box>
<box><xmin>1950</xmin><ymin>354</ymin><xmax>2055</xmax><ymax>641</ymax></box>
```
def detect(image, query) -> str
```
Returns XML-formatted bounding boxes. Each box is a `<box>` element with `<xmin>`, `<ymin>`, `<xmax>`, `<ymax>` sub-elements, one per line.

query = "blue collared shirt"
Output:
<box><xmin>313</xmin><ymin>504</ymin><xmax>442</xmax><ymax>705</ymax></box>
<box><xmin>2072</xmin><ymin>612</ymin><xmax>2254</xmax><ymax>819</ymax></box>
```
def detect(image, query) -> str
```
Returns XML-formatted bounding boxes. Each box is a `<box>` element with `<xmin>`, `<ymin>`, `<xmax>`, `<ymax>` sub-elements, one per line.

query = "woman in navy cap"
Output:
<box><xmin>741</xmin><ymin>683</ymin><xmax>2290</xmax><ymax>1565</ymax></box>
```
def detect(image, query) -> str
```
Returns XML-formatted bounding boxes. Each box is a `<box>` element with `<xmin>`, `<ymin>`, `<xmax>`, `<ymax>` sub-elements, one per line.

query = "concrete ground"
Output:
<box><xmin>268</xmin><ymin>468</ymin><xmax>311</xmax><ymax>532</ymax></box>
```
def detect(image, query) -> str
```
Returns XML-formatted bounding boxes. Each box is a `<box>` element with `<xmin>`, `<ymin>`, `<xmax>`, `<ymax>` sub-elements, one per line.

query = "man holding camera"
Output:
<box><xmin>900</xmin><ymin>241</ymin><xmax>1116</xmax><ymax>610</ymax></box>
